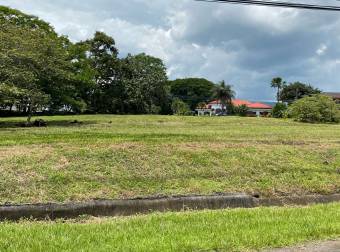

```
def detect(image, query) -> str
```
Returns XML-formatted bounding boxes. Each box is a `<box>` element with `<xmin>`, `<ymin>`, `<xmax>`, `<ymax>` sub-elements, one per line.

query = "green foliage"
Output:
<box><xmin>69</xmin><ymin>34</ymin><xmax>169</xmax><ymax>114</ymax></box>
<box><xmin>0</xmin><ymin>6</ymin><xmax>55</xmax><ymax>34</ymax></box>
<box><xmin>0</xmin><ymin>6</ymin><xmax>85</xmax><ymax>120</ymax></box>
<box><xmin>271</xmin><ymin>77</ymin><xmax>285</xmax><ymax>102</ymax></box>
<box><xmin>169</xmin><ymin>78</ymin><xmax>214</xmax><ymax>110</ymax></box>
<box><xmin>280</xmin><ymin>82</ymin><xmax>321</xmax><ymax>103</ymax></box>
<box><xmin>234</xmin><ymin>104</ymin><xmax>248</xmax><ymax>116</ymax></box>
<box><xmin>86</xmin><ymin>31</ymin><xmax>120</xmax><ymax>113</ymax></box>
<box><xmin>121</xmin><ymin>53</ymin><xmax>169</xmax><ymax>114</ymax></box>
<box><xmin>212</xmin><ymin>80</ymin><xmax>235</xmax><ymax>113</ymax></box>
<box><xmin>171</xmin><ymin>98</ymin><xmax>190</xmax><ymax>115</ymax></box>
<box><xmin>272</xmin><ymin>103</ymin><xmax>288</xmax><ymax>118</ymax></box>
<box><xmin>0</xmin><ymin>24</ymin><xmax>73</xmax><ymax>120</ymax></box>
<box><xmin>288</xmin><ymin>94</ymin><xmax>340</xmax><ymax>123</ymax></box>
<box><xmin>0</xmin><ymin>84</ymin><xmax>21</xmax><ymax>109</ymax></box>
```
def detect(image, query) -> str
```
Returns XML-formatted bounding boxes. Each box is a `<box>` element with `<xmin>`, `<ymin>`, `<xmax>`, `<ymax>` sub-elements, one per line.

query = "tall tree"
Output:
<box><xmin>213</xmin><ymin>81</ymin><xmax>235</xmax><ymax>113</ymax></box>
<box><xmin>271</xmin><ymin>77</ymin><xmax>285</xmax><ymax>102</ymax></box>
<box><xmin>280</xmin><ymin>82</ymin><xmax>321</xmax><ymax>104</ymax></box>
<box><xmin>120</xmin><ymin>53</ymin><xmax>169</xmax><ymax>114</ymax></box>
<box><xmin>169</xmin><ymin>78</ymin><xmax>215</xmax><ymax>110</ymax></box>
<box><xmin>0</xmin><ymin>6</ymin><xmax>84</xmax><ymax>121</ymax></box>
<box><xmin>80</xmin><ymin>31</ymin><xmax>120</xmax><ymax>113</ymax></box>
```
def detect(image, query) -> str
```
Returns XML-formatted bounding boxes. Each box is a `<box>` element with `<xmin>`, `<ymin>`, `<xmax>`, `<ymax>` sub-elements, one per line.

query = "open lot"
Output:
<box><xmin>0</xmin><ymin>203</ymin><xmax>339</xmax><ymax>252</ymax></box>
<box><xmin>0</xmin><ymin>115</ymin><xmax>339</xmax><ymax>204</ymax></box>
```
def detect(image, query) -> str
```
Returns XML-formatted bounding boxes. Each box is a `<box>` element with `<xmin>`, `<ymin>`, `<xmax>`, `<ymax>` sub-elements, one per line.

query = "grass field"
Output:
<box><xmin>0</xmin><ymin>115</ymin><xmax>339</xmax><ymax>203</ymax></box>
<box><xmin>0</xmin><ymin>203</ymin><xmax>339</xmax><ymax>252</ymax></box>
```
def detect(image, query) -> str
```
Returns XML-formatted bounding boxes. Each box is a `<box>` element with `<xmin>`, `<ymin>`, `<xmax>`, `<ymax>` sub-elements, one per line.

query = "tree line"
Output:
<box><xmin>0</xmin><ymin>6</ymin><xmax>239</xmax><ymax>122</ymax></box>
<box><xmin>1</xmin><ymin>6</ymin><xmax>337</xmax><ymax>123</ymax></box>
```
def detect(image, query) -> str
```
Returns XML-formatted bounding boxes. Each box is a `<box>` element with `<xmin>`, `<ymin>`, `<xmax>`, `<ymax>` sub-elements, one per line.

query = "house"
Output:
<box><xmin>324</xmin><ymin>92</ymin><xmax>340</xmax><ymax>104</ymax></box>
<box><xmin>196</xmin><ymin>99</ymin><xmax>273</xmax><ymax>117</ymax></box>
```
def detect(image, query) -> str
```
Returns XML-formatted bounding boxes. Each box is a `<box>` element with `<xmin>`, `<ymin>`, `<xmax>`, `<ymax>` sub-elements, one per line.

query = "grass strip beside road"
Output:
<box><xmin>0</xmin><ymin>203</ymin><xmax>339</xmax><ymax>252</ymax></box>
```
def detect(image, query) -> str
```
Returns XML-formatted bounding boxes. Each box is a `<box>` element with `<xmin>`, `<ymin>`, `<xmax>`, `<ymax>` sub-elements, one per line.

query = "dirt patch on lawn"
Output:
<box><xmin>175</xmin><ymin>142</ymin><xmax>252</xmax><ymax>151</ymax></box>
<box><xmin>0</xmin><ymin>145</ymin><xmax>54</xmax><ymax>161</ymax></box>
<box><xmin>263</xmin><ymin>239</ymin><xmax>340</xmax><ymax>252</ymax></box>
<box><xmin>172</xmin><ymin>141</ymin><xmax>338</xmax><ymax>151</ymax></box>
<box><xmin>107</xmin><ymin>142</ymin><xmax>144</xmax><ymax>150</ymax></box>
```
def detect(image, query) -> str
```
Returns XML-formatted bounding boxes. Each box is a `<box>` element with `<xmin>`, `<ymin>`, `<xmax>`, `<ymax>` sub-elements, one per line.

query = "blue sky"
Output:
<box><xmin>1</xmin><ymin>0</ymin><xmax>340</xmax><ymax>100</ymax></box>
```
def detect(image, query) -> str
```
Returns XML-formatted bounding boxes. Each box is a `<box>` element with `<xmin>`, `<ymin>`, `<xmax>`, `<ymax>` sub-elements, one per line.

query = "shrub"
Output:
<box><xmin>196</xmin><ymin>102</ymin><xmax>207</xmax><ymax>109</ymax></box>
<box><xmin>272</xmin><ymin>103</ymin><xmax>288</xmax><ymax>118</ymax></box>
<box><xmin>234</xmin><ymin>105</ymin><xmax>249</xmax><ymax>117</ymax></box>
<box><xmin>171</xmin><ymin>98</ymin><xmax>191</xmax><ymax>115</ymax></box>
<box><xmin>288</xmin><ymin>94</ymin><xmax>340</xmax><ymax>123</ymax></box>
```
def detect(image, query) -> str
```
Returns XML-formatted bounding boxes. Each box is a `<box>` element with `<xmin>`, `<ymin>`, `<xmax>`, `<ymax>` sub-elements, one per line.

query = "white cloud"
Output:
<box><xmin>316</xmin><ymin>44</ymin><xmax>327</xmax><ymax>56</ymax></box>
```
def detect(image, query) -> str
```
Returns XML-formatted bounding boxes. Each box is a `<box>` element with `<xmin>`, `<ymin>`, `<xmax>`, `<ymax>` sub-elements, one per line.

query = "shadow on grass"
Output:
<box><xmin>0</xmin><ymin>119</ymin><xmax>96</xmax><ymax>129</ymax></box>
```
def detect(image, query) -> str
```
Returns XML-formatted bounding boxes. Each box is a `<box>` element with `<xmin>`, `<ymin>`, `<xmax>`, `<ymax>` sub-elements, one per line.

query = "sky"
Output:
<box><xmin>1</xmin><ymin>0</ymin><xmax>340</xmax><ymax>100</ymax></box>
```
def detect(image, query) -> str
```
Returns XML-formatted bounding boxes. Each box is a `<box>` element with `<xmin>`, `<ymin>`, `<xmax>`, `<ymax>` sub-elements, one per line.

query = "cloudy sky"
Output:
<box><xmin>1</xmin><ymin>0</ymin><xmax>340</xmax><ymax>100</ymax></box>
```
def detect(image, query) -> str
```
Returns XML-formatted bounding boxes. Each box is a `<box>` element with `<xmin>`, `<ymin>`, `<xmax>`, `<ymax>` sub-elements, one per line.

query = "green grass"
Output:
<box><xmin>0</xmin><ymin>115</ymin><xmax>339</xmax><ymax>203</ymax></box>
<box><xmin>0</xmin><ymin>203</ymin><xmax>339</xmax><ymax>252</ymax></box>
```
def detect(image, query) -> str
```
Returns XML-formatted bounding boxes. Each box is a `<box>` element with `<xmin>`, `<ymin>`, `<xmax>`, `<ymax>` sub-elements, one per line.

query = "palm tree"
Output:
<box><xmin>213</xmin><ymin>80</ymin><xmax>235</xmax><ymax>113</ymax></box>
<box><xmin>271</xmin><ymin>77</ymin><xmax>285</xmax><ymax>102</ymax></box>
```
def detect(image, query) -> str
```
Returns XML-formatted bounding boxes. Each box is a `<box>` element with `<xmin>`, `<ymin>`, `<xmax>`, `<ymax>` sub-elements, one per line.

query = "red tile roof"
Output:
<box><xmin>248</xmin><ymin>102</ymin><xmax>272</xmax><ymax>109</ymax></box>
<box><xmin>207</xmin><ymin>99</ymin><xmax>272</xmax><ymax>109</ymax></box>
<box><xmin>233</xmin><ymin>99</ymin><xmax>252</xmax><ymax>106</ymax></box>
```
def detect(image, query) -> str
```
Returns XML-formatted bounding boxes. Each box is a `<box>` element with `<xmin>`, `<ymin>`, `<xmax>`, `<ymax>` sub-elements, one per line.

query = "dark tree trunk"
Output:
<box><xmin>27</xmin><ymin>104</ymin><xmax>32</xmax><ymax>123</ymax></box>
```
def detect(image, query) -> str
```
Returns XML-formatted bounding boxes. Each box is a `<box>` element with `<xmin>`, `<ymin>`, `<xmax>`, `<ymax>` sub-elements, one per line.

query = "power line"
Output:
<box><xmin>195</xmin><ymin>0</ymin><xmax>340</xmax><ymax>11</ymax></box>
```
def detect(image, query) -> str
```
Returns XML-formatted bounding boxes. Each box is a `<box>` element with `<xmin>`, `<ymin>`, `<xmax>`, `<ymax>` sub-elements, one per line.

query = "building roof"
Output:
<box><xmin>232</xmin><ymin>99</ymin><xmax>252</xmax><ymax>106</ymax></box>
<box><xmin>207</xmin><ymin>99</ymin><xmax>273</xmax><ymax>109</ymax></box>
<box><xmin>324</xmin><ymin>92</ymin><xmax>340</xmax><ymax>99</ymax></box>
<box><xmin>248</xmin><ymin>102</ymin><xmax>273</xmax><ymax>109</ymax></box>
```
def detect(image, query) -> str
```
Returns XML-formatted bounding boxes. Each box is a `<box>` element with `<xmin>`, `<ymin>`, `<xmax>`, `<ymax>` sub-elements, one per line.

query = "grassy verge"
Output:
<box><xmin>0</xmin><ymin>115</ymin><xmax>339</xmax><ymax>203</ymax></box>
<box><xmin>0</xmin><ymin>203</ymin><xmax>339</xmax><ymax>252</ymax></box>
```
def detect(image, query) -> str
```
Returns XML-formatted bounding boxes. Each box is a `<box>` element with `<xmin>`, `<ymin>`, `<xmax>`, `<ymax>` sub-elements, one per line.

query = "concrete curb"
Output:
<box><xmin>0</xmin><ymin>193</ymin><xmax>339</xmax><ymax>221</ymax></box>
<box><xmin>258</xmin><ymin>194</ymin><xmax>340</xmax><ymax>206</ymax></box>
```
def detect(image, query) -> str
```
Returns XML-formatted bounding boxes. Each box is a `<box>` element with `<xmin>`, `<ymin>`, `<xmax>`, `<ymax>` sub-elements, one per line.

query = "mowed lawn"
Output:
<box><xmin>0</xmin><ymin>115</ymin><xmax>339</xmax><ymax>203</ymax></box>
<box><xmin>0</xmin><ymin>203</ymin><xmax>339</xmax><ymax>252</ymax></box>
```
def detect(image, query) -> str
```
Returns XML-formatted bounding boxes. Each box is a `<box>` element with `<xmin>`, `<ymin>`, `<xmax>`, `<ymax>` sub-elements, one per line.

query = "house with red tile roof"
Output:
<box><xmin>196</xmin><ymin>99</ymin><xmax>273</xmax><ymax>117</ymax></box>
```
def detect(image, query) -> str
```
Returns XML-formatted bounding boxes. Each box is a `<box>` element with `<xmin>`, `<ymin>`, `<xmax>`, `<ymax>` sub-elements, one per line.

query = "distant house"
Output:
<box><xmin>324</xmin><ymin>92</ymin><xmax>340</xmax><ymax>104</ymax></box>
<box><xmin>196</xmin><ymin>99</ymin><xmax>273</xmax><ymax>117</ymax></box>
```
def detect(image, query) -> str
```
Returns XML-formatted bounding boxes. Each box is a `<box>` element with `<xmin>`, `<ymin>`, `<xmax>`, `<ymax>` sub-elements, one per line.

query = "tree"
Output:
<box><xmin>288</xmin><ymin>94</ymin><xmax>340</xmax><ymax>123</ymax></box>
<box><xmin>280</xmin><ymin>82</ymin><xmax>321</xmax><ymax>104</ymax></box>
<box><xmin>77</xmin><ymin>31</ymin><xmax>120</xmax><ymax>113</ymax></box>
<box><xmin>271</xmin><ymin>77</ymin><xmax>285</xmax><ymax>102</ymax></box>
<box><xmin>272</xmin><ymin>103</ymin><xmax>288</xmax><ymax>118</ymax></box>
<box><xmin>171</xmin><ymin>98</ymin><xmax>190</xmax><ymax>115</ymax></box>
<box><xmin>213</xmin><ymin>81</ymin><xmax>235</xmax><ymax>113</ymax></box>
<box><xmin>169</xmin><ymin>78</ymin><xmax>215</xmax><ymax>110</ymax></box>
<box><xmin>67</xmin><ymin>41</ymin><xmax>96</xmax><ymax>113</ymax></box>
<box><xmin>0</xmin><ymin>6</ymin><xmax>83</xmax><ymax>122</ymax></box>
<box><xmin>0</xmin><ymin>26</ymin><xmax>66</xmax><ymax>121</ymax></box>
<box><xmin>0</xmin><ymin>6</ymin><xmax>55</xmax><ymax>34</ymax></box>
<box><xmin>120</xmin><ymin>53</ymin><xmax>169</xmax><ymax>114</ymax></box>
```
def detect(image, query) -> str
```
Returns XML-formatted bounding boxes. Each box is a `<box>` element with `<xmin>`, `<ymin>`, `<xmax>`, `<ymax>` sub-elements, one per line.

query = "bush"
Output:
<box><xmin>272</xmin><ymin>103</ymin><xmax>288</xmax><ymax>118</ymax></box>
<box><xmin>288</xmin><ymin>94</ymin><xmax>340</xmax><ymax>123</ymax></box>
<box><xmin>171</xmin><ymin>98</ymin><xmax>191</xmax><ymax>115</ymax></box>
<box><xmin>234</xmin><ymin>105</ymin><xmax>248</xmax><ymax>117</ymax></box>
